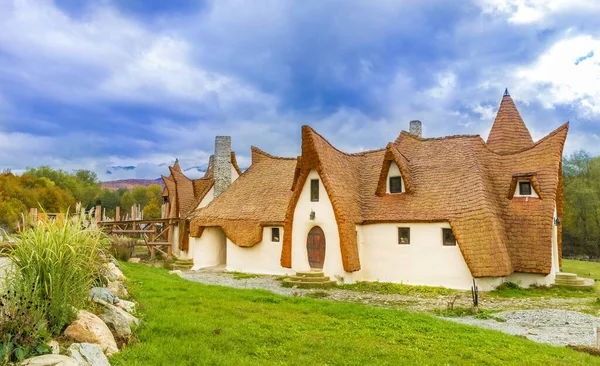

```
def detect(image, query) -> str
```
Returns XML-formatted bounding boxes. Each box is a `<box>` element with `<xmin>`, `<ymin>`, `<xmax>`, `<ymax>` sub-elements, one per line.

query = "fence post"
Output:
<box><xmin>29</xmin><ymin>208</ymin><xmax>38</xmax><ymax>223</ymax></box>
<box><xmin>95</xmin><ymin>205</ymin><xmax>102</xmax><ymax>223</ymax></box>
<box><xmin>115</xmin><ymin>206</ymin><xmax>120</xmax><ymax>221</ymax></box>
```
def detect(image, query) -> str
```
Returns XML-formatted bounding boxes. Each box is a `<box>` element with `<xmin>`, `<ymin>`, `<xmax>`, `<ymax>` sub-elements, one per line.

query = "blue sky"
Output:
<box><xmin>1</xmin><ymin>0</ymin><xmax>599</xmax><ymax>180</ymax></box>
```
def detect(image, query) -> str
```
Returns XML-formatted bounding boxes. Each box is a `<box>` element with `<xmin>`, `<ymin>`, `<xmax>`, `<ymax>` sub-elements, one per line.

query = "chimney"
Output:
<box><xmin>409</xmin><ymin>120</ymin><xmax>422</xmax><ymax>138</ymax></box>
<box><xmin>214</xmin><ymin>136</ymin><xmax>232</xmax><ymax>197</ymax></box>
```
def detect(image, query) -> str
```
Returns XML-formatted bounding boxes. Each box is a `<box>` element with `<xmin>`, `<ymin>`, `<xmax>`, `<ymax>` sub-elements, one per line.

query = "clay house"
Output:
<box><xmin>188</xmin><ymin>90</ymin><xmax>568</xmax><ymax>290</ymax></box>
<box><xmin>161</xmin><ymin>136</ymin><xmax>242</xmax><ymax>259</ymax></box>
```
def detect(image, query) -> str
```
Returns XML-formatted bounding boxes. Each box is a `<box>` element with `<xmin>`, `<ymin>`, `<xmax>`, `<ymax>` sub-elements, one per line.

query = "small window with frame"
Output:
<box><xmin>398</xmin><ymin>227</ymin><xmax>410</xmax><ymax>244</ymax></box>
<box><xmin>389</xmin><ymin>176</ymin><xmax>403</xmax><ymax>193</ymax></box>
<box><xmin>442</xmin><ymin>228</ymin><xmax>456</xmax><ymax>246</ymax></box>
<box><xmin>271</xmin><ymin>228</ymin><xmax>280</xmax><ymax>242</ymax></box>
<box><xmin>311</xmin><ymin>179</ymin><xmax>319</xmax><ymax>202</ymax></box>
<box><xmin>519</xmin><ymin>181</ymin><xmax>532</xmax><ymax>196</ymax></box>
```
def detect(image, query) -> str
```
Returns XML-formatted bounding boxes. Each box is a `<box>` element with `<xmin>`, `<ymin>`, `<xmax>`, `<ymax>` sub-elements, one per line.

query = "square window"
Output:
<box><xmin>519</xmin><ymin>181</ymin><xmax>532</xmax><ymax>196</ymax></box>
<box><xmin>442</xmin><ymin>228</ymin><xmax>456</xmax><ymax>246</ymax></box>
<box><xmin>389</xmin><ymin>176</ymin><xmax>403</xmax><ymax>193</ymax></box>
<box><xmin>311</xmin><ymin>179</ymin><xmax>319</xmax><ymax>202</ymax></box>
<box><xmin>398</xmin><ymin>227</ymin><xmax>410</xmax><ymax>244</ymax></box>
<box><xmin>271</xmin><ymin>228</ymin><xmax>280</xmax><ymax>242</ymax></box>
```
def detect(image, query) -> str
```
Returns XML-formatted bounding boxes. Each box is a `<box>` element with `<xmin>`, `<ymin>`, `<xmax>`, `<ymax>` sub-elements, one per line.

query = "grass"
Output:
<box><xmin>336</xmin><ymin>281</ymin><xmax>460</xmax><ymax>297</ymax></box>
<box><xmin>562</xmin><ymin>259</ymin><xmax>600</xmax><ymax>280</ymax></box>
<box><xmin>433</xmin><ymin>307</ymin><xmax>507</xmax><ymax>322</ymax></box>
<box><xmin>111</xmin><ymin>263</ymin><xmax>600</xmax><ymax>366</ymax></box>
<box><xmin>485</xmin><ymin>259</ymin><xmax>600</xmax><ymax>298</ymax></box>
<box><xmin>488</xmin><ymin>281</ymin><xmax>597</xmax><ymax>298</ymax></box>
<box><xmin>228</xmin><ymin>271</ymin><xmax>262</xmax><ymax>280</ymax></box>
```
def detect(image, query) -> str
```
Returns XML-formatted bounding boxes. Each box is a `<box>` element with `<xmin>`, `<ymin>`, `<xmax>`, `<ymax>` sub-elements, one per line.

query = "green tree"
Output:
<box><xmin>143</xmin><ymin>199</ymin><xmax>162</xmax><ymax>219</ymax></box>
<box><xmin>562</xmin><ymin>150</ymin><xmax>600</xmax><ymax>257</ymax></box>
<box><xmin>120</xmin><ymin>191</ymin><xmax>135</xmax><ymax>217</ymax></box>
<box><xmin>132</xmin><ymin>186</ymin><xmax>150</xmax><ymax>207</ymax></box>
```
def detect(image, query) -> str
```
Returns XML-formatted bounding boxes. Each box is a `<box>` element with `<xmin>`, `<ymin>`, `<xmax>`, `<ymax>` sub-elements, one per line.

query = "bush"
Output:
<box><xmin>6</xmin><ymin>212</ymin><xmax>108</xmax><ymax>335</ymax></box>
<box><xmin>0</xmin><ymin>289</ymin><xmax>51</xmax><ymax>364</ymax></box>
<box><xmin>109</xmin><ymin>235</ymin><xmax>135</xmax><ymax>262</ymax></box>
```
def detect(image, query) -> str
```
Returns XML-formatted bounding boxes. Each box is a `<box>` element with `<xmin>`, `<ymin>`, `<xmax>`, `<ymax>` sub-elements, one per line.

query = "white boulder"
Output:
<box><xmin>20</xmin><ymin>354</ymin><xmax>79</xmax><ymax>366</ymax></box>
<box><xmin>68</xmin><ymin>343</ymin><xmax>110</xmax><ymax>366</ymax></box>
<box><xmin>63</xmin><ymin>310</ymin><xmax>118</xmax><ymax>355</ymax></box>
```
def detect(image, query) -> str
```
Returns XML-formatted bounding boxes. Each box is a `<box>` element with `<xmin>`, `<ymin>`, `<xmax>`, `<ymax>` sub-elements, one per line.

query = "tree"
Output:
<box><xmin>120</xmin><ymin>191</ymin><xmax>135</xmax><ymax>217</ymax></box>
<box><xmin>562</xmin><ymin>150</ymin><xmax>600</xmax><ymax>257</ymax></box>
<box><xmin>143</xmin><ymin>199</ymin><xmax>162</xmax><ymax>219</ymax></box>
<box><xmin>132</xmin><ymin>186</ymin><xmax>150</xmax><ymax>208</ymax></box>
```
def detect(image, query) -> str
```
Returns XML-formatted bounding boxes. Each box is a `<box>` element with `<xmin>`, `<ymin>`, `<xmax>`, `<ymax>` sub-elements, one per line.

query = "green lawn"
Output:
<box><xmin>563</xmin><ymin>259</ymin><xmax>600</xmax><ymax>280</ymax></box>
<box><xmin>111</xmin><ymin>264</ymin><xmax>600</xmax><ymax>366</ymax></box>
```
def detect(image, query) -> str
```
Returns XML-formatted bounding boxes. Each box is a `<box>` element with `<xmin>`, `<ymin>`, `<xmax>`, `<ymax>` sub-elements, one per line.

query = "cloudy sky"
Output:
<box><xmin>0</xmin><ymin>0</ymin><xmax>599</xmax><ymax>180</ymax></box>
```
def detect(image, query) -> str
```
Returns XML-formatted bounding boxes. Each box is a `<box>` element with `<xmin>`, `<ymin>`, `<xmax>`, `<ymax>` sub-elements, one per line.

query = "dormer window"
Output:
<box><xmin>389</xmin><ymin>176</ymin><xmax>403</xmax><ymax>194</ymax></box>
<box><xmin>519</xmin><ymin>181</ymin><xmax>532</xmax><ymax>196</ymax></box>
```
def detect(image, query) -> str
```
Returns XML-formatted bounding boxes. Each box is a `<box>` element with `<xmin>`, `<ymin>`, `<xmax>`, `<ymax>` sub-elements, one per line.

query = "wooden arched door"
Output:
<box><xmin>307</xmin><ymin>226</ymin><xmax>326</xmax><ymax>269</ymax></box>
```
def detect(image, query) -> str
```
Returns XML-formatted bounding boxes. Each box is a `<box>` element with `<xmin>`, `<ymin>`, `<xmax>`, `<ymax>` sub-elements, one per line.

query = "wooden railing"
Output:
<box><xmin>99</xmin><ymin>218</ymin><xmax>178</xmax><ymax>259</ymax></box>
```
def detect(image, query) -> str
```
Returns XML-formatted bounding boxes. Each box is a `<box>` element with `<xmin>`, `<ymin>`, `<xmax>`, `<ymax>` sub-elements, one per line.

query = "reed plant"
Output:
<box><xmin>6</xmin><ymin>211</ymin><xmax>109</xmax><ymax>334</ymax></box>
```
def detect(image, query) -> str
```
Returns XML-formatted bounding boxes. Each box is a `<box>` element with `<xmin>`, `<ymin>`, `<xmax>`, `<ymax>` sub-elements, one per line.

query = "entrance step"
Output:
<box><xmin>172</xmin><ymin>258</ymin><xmax>194</xmax><ymax>270</ymax></box>
<box><xmin>555</xmin><ymin>272</ymin><xmax>595</xmax><ymax>289</ymax></box>
<box><xmin>282</xmin><ymin>270</ymin><xmax>335</xmax><ymax>288</ymax></box>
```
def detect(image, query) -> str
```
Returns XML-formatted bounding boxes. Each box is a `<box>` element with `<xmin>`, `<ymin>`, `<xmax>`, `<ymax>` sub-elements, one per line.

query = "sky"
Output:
<box><xmin>1</xmin><ymin>0</ymin><xmax>599</xmax><ymax>181</ymax></box>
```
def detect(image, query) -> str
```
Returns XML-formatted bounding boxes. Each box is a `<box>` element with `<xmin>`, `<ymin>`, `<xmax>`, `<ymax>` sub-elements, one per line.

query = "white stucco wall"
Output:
<box><xmin>226</xmin><ymin>227</ymin><xmax>293</xmax><ymax>275</ymax></box>
<box><xmin>385</xmin><ymin>162</ymin><xmax>405</xmax><ymax>194</ymax></box>
<box><xmin>171</xmin><ymin>225</ymin><xmax>181</xmax><ymax>258</ymax></box>
<box><xmin>190</xmin><ymin>227</ymin><xmax>227</xmax><ymax>270</ymax></box>
<box><xmin>198</xmin><ymin>187</ymin><xmax>214</xmax><ymax>209</ymax></box>
<box><xmin>358</xmin><ymin>222</ymin><xmax>476</xmax><ymax>289</ymax></box>
<box><xmin>291</xmin><ymin>169</ymin><xmax>362</xmax><ymax>282</ymax></box>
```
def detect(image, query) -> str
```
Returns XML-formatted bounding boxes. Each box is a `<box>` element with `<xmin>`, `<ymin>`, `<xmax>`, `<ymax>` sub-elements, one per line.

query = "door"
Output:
<box><xmin>307</xmin><ymin>226</ymin><xmax>326</xmax><ymax>269</ymax></box>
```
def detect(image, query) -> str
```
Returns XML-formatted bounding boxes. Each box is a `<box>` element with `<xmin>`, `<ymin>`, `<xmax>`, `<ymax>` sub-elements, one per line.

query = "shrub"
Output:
<box><xmin>0</xmin><ymin>289</ymin><xmax>51</xmax><ymax>364</ymax></box>
<box><xmin>109</xmin><ymin>235</ymin><xmax>135</xmax><ymax>262</ymax></box>
<box><xmin>6</xmin><ymin>212</ymin><xmax>108</xmax><ymax>335</ymax></box>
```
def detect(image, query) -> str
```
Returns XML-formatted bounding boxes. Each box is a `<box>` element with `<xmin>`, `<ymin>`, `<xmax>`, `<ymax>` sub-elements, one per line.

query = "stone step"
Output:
<box><xmin>282</xmin><ymin>279</ymin><xmax>335</xmax><ymax>289</ymax></box>
<box><xmin>171</xmin><ymin>264</ymin><xmax>193</xmax><ymax>270</ymax></box>
<box><xmin>294</xmin><ymin>270</ymin><xmax>326</xmax><ymax>278</ymax></box>
<box><xmin>287</xmin><ymin>275</ymin><xmax>331</xmax><ymax>283</ymax></box>
<box><xmin>175</xmin><ymin>259</ymin><xmax>194</xmax><ymax>264</ymax></box>
<box><xmin>555</xmin><ymin>272</ymin><xmax>578</xmax><ymax>278</ymax></box>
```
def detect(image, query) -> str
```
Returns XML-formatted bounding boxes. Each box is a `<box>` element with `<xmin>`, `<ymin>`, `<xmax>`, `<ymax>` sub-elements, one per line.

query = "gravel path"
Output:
<box><xmin>176</xmin><ymin>268</ymin><xmax>600</xmax><ymax>347</ymax></box>
<box><xmin>445</xmin><ymin>310</ymin><xmax>600</xmax><ymax>346</ymax></box>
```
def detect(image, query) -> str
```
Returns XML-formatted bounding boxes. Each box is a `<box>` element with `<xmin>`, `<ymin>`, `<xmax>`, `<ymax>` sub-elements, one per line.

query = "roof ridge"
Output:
<box><xmin>397</xmin><ymin>130</ymin><xmax>483</xmax><ymax>143</ymax></box>
<box><xmin>490</xmin><ymin>122</ymin><xmax>569</xmax><ymax>156</ymax></box>
<box><xmin>250</xmin><ymin>146</ymin><xmax>297</xmax><ymax>161</ymax></box>
<box><xmin>302</xmin><ymin>125</ymin><xmax>386</xmax><ymax>156</ymax></box>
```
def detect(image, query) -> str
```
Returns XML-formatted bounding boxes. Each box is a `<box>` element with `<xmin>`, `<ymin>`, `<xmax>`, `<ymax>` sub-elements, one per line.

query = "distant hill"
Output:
<box><xmin>100</xmin><ymin>178</ymin><xmax>164</xmax><ymax>191</ymax></box>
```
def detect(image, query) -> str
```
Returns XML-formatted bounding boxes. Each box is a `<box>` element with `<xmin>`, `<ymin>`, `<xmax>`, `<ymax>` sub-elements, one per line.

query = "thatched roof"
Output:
<box><xmin>190</xmin><ymin>147</ymin><xmax>297</xmax><ymax>246</ymax></box>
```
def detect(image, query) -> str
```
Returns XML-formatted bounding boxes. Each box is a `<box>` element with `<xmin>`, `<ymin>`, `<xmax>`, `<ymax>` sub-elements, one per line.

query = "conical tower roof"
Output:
<box><xmin>487</xmin><ymin>89</ymin><xmax>533</xmax><ymax>154</ymax></box>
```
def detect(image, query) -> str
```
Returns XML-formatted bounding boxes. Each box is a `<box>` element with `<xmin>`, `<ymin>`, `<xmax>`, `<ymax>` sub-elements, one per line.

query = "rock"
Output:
<box><xmin>98</xmin><ymin>303</ymin><xmax>140</xmax><ymax>343</ymax></box>
<box><xmin>68</xmin><ymin>343</ymin><xmax>110</xmax><ymax>366</ymax></box>
<box><xmin>63</xmin><ymin>310</ymin><xmax>119</xmax><ymax>355</ymax></box>
<box><xmin>169</xmin><ymin>270</ymin><xmax>182</xmax><ymax>275</ymax></box>
<box><xmin>20</xmin><ymin>354</ymin><xmax>79</xmax><ymax>366</ymax></box>
<box><xmin>127</xmin><ymin>258</ymin><xmax>140</xmax><ymax>264</ymax></box>
<box><xmin>106</xmin><ymin>262</ymin><xmax>125</xmax><ymax>281</ymax></box>
<box><xmin>115</xmin><ymin>299</ymin><xmax>136</xmax><ymax>314</ymax></box>
<box><xmin>47</xmin><ymin>340</ymin><xmax>60</xmax><ymax>354</ymax></box>
<box><xmin>89</xmin><ymin>287</ymin><xmax>118</xmax><ymax>305</ymax></box>
<box><xmin>107</xmin><ymin>280</ymin><xmax>129</xmax><ymax>299</ymax></box>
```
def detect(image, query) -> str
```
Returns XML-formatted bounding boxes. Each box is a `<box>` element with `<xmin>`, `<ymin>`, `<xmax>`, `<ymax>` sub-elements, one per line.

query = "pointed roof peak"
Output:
<box><xmin>172</xmin><ymin>159</ymin><xmax>182</xmax><ymax>173</ymax></box>
<box><xmin>487</xmin><ymin>91</ymin><xmax>533</xmax><ymax>154</ymax></box>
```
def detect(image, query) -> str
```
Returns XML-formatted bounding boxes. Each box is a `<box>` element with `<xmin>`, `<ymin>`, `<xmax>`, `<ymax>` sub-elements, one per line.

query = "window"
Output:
<box><xmin>519</xmin><ymin>181</ymin><xmax>532</xmax><ymax>196</ymax></box>
<box><xmin>398</xmin><ymin>227</ymin><xmax>410</xmax><ymax>244</ymax></box>
<box><xmin>311</xmin><ymin>179</ymin><xmax>319</xmax><ymax>202</ymax></box>
<box><xmin>271</xmin><ymin>228</ymin><xmax>280</xmax><ymax>242</ymax></box>
<box><xmin>442</xmin><ymin>228</ymin><xmax>456</xmax><ymax>246</ymax></box>
<box><xmin>389</xmin><ymin>176</ymin><xmax>403</xmax><ymax>193</ymax></box>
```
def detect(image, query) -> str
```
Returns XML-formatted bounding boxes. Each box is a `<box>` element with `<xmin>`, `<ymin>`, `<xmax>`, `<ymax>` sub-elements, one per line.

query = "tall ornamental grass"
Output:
<box><xmin>7</xmin><ymin>212</ymin><xmax>109</xmax><ymax>334</ymax></box>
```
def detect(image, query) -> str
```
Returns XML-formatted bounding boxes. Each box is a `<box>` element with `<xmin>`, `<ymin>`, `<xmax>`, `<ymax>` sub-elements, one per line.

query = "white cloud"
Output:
<box><xmin>478</xmin><ymin>0</ymin><xmax>600</xmax><ymax>24</ymax></box>
<box><xmin>516</xmin><ymin>35</ymin><xmax>600</xmax><ymax>117</ymax></box>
